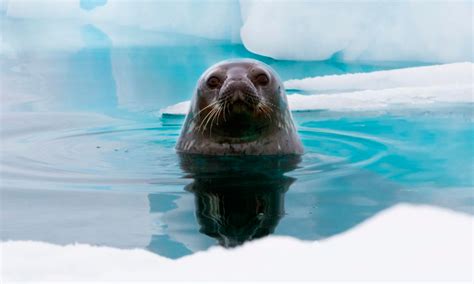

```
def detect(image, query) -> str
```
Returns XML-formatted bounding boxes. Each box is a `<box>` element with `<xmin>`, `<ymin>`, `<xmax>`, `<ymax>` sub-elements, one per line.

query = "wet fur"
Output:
<box><xmin>176</xmin><ymin>59</ymin><xmax>303</xmax><ymax>155</ymax></box>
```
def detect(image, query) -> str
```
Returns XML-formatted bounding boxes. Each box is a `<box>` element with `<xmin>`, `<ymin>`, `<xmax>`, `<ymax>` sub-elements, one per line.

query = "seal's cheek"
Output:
<box><xmin>197</xmin><ymin>88</ymin><xmax>219</xmax><ymax>104</ymax></box>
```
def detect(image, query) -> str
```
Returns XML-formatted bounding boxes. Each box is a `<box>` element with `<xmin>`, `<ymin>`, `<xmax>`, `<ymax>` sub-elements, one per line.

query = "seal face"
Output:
<box><xmin>176</xmin><ymin>59</ymin><xmax>303</xmax><ymax>155</ymax></box>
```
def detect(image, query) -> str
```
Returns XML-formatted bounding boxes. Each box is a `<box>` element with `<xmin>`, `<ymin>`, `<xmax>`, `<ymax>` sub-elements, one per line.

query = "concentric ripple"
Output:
<box><xmin>1</xmin><ymin>111</ymin><xmax>393</xmax><ymax>192</ymax></box>
<box><xmin>2</xmin><ymin>108</ymin><xmax>473</xmax><ymax>259</ymax></box>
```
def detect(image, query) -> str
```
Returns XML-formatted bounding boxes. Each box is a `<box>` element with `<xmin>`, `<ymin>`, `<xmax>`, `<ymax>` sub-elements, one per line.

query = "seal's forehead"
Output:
<box><xmin>199</xmin><ymin>59</ymin><xmax>280</xmax><ymax>84</ymax></box>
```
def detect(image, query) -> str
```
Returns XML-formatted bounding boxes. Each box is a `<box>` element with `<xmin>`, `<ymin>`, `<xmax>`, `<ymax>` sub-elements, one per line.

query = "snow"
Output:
<box><xmin>240</xmin><ymin>1</ymin><xmax>473</xmax><ymax>62</ymax></box>
<box><xmin>288</xmin><ymin>84</ymin><xmax>472</xmax><ymax>112</ymax></box>
<box><xmin>285</xmin><ymin>62</ymin><xmax>473</xmax><ymax>92</ymax></box>
<box><xmin>160</xmin><ymin>63</ymin><xmax>474</xmax><ymax>115</ymax></box>
<box><xmin>2</xmin><ymin>204</ymin><xmax>473</xmax><ymax>281</ymax></box>
<box><xmin>161</xmin><ymin>101</ymin><xmax>191</xmax><ymax>116</ymax></box>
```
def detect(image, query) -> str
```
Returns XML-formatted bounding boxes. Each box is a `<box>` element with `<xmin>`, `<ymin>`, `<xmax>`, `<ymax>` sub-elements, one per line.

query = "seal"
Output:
<box><xmin>176</xmin><ymin>59</ymin><xmax>303</xmax><ymax>155</ymax></box>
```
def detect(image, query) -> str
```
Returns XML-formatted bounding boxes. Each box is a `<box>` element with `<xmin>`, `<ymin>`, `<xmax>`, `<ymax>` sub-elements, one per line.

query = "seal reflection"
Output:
<box><xmin>179</xmin><ymin>154</ymin><xmax>300</xmax><ymax>248</ymax></box>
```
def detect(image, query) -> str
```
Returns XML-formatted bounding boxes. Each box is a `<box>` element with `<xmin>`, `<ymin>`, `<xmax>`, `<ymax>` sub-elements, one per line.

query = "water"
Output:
<box><xmin>1</xmin><ymin>23</ymin><xmax>473</xmax><ymax>259</ymax></box>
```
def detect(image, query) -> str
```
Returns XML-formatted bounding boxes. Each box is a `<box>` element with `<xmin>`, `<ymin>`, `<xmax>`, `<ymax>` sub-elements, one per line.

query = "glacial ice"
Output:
<box><xmin>1</xmin><ymin>0</ymin><xmax>472</xmax><ymax>63</ymax></box>
<box><xmin>2</xmin><ymin>204</ymin><xmax>472</xmax><ymax>281</ymax></box>
<box><xmin>1</xmin><ymin>0</ymin><xmax>242</xmax><ymax>42</ymax></box>
<box><xmin>160</xmin><ymin>62</ymin><xmax>474</xmax><ymax>115</ymax></box>
<box><xmin>88</xmin><ymin>0</ymin><xmax>242</xmax><ymax>42</ymax></box>
<box><xmin>240</xmin><ymin>0</ymin><xmax>473</xmax><ymax>62</ymax></box>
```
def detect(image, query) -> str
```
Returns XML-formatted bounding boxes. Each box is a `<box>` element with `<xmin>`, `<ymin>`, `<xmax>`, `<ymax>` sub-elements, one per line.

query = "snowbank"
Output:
<box><xmin>161</xmin><ymin>63</ymin><xmax>474</xmax><ymax>115</ymax></box>
<box><xmin>285</xmin><ymin>62</ymin><xmax>473</xmax><ymax>92</ymax></box>
<box><xmin>287</xmin><ymin>85</ymin><xmax>472</xmax><ymax>112</ymax></box>
<box><xmin>2</xmin><ymin>204</ymin><xmax>472</xmax><ymax>281</ymax></box>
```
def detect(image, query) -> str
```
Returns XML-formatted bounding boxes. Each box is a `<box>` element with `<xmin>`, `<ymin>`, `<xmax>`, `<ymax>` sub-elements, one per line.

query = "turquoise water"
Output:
<box><xmin>1</xmin><ymin>25</ymin><xmax>473</xmax><ymax>258</ymax></box>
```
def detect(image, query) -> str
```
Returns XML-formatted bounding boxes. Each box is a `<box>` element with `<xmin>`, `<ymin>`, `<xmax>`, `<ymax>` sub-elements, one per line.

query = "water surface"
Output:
<box><xmin>1</xmin><ymin>22</ymin><xmax>472</xmax><ymax>259</ymax></box>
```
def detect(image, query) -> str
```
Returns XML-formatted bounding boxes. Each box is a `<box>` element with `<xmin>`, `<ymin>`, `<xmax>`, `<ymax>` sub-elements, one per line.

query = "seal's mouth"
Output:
<box><xmin>227</xmin><ymin>91</ymin><xmax>258</xmax><ymax>113</ymax></box>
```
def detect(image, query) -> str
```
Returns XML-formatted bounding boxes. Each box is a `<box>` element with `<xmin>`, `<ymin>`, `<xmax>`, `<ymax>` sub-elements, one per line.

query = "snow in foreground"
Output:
<box><xmin>160</xmin><ymin>62</ymin><xmax>473</xmax><ymax>115</ymax></box>
<box><xmin>2</xmin><ymin>204</ymin><xmax>473</xmax><ymax>281</ymax></box>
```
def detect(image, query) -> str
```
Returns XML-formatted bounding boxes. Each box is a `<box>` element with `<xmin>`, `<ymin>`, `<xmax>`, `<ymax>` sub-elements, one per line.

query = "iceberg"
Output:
<box><xmin>1</xmin><ymin>1</ymin><xmax>472</xmax><ymax>63</ymax></box>
<box><xmin>1</xmin><ymin>0</ymin><xmax>242</xmax><ymax>43</ymax></box>
<box><xmin>240</xmin><ymin>0</ymin><xmax>473</xmax><ymax>62</ymax></box>
<box><xmin>160</xmin><ymin>62</ymin><xmax>474</xmax><ymax>115</ymax></box>
<box><xmin>88</xmin><ymin>0</ymin><xmax>242</xmax><ymax>42</ymax></box>
<box><xmin>2</xmin><ymin>204</ymin><xmax>472</xmax><ymax>281</ymax></box>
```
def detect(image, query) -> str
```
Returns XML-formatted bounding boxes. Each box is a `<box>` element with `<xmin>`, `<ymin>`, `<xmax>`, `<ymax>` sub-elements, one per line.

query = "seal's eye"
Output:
<box><xmin>207</xmin><ymin>76</ymin><xmax>221</xmax><ymax>88</ymax></box>
<box><xmin>256</xmin><ymin>74</ymin><xmax>269</xmax><ymax>85</ymax></box>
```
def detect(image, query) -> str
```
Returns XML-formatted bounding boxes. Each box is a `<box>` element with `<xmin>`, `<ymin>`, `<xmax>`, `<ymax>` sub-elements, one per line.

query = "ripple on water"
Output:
<box><xmin>294</xmin><ymin>124</ymin><xmax>390</xmax><ymax>179</ymax></box>
<box><xmin>1</xmin><ymin>111</ymin><xmax>394</xmax><ymax>192</ymax></box>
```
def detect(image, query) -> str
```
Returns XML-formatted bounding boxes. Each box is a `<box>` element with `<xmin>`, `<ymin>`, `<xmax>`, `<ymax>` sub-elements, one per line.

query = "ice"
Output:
<box><xmin>2</xmin><ymin>204</ymin><xmax>472</xmax><ymax>281</ymax></box>
<box><xmin>1</xmin><ymin>0</ymin><xmax>242</xmax><ymax>41</ymax></box>
<box><xmin>1</xmin><ymin>0</ymin><xmax>88</xmax><ymax>53</ymax></box>
<box><xmin>2</xmin><ymin>0</ymin><xmax>85</xmax><ymax>19</ymax></box>
<box><xmin>80</xmin><ymin>0</ymin><xmax>107</xmax><ymax>11</ymax></box>
<box><xmin>240</xmin><ymin>0</ymin><xmax>473</xmax><ymax>62</ymax></box>
<box><xmin>2</xmin><ymin>1</ymin><xmax>471</xmax><ymax>63</ymax></box>
<box><xmin>285</xmin><ymin>62</ymin><xmax>473</xmax><ymax>92</ymax></box>
<box><xmin>287</xmin><ymin>84</ymin><xmax>472</xmax><ymax>112</ymax></box>
<box><xmin>160</xmin><ymin>63</ymin><xmax>474</xmax><ymax>115</ymax></box>
<box><xmin>88</xmin><ymin>0</ymin><xmax>242</xmax><ymax>42</ymax></box>
<box><xmin>160</xmin><ymin>101</ymin><xmax>191</xmax><ymax>116</ymax></box>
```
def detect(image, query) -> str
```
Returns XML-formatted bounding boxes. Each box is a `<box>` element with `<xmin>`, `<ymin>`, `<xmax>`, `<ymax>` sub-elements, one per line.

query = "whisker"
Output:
<box><xmin>209</xmin><ymin>106</ymin><xmax>223</xmax><ymax>137</ymax></box>
<box><xmin>198</xmin><ymin>107</ymin><xmax>218</xmax><ymax>133</ymax></box>
<box><xmin>258</xmin><ymin>103</ymin><xmax>273</xmax><ymax>121</ymax></box>
<box><xmin>195</xmin><ymin>100</ymin><xmax>219</xmax><ymax>118</ymax></box>
<box><xmin>222</xmin><ymin>100</ymin><xmax>227</xmax><ymax>122</ymax></box>
<box><xmin>261</xmin><ymin>108</ymin><xmax>272</xmax><ymax>120</ymax></box>
<box><xmin>201</xmin><ymin>109</ymin><xmax>216</xmax><ymax>134</ymax></box>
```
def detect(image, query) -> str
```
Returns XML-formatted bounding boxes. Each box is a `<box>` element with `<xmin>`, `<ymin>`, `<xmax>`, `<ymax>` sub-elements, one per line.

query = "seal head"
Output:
<box><xmin>176</xmin><ymin>59</ymin><xmax>303</xmax><ymax>155</ymax></box>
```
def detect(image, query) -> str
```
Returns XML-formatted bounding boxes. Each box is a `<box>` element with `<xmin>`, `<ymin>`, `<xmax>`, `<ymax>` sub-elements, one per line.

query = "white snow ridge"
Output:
<box><xmin>2</xmin><ymin>205</ymin><xmax>472</xmax><ymax>281</ymax></box>
<box><xmin>161</xmin><ymin>62</ymin><xmax>474</xmax><ymax>115</ymax></box>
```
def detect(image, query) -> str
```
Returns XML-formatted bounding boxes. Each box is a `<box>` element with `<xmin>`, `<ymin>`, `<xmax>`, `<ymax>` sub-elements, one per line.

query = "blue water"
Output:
<box><xmin>1</xmin><ymin>20</ymin><xmax>473</xmax><ymax>259</ymax></box>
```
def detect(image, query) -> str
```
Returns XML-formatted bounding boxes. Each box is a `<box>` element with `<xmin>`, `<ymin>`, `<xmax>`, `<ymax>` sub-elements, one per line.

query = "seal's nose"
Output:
<box><xmin>221</xmin><ymin>79</ymin><xmax>257</xmax><ymax>100</ymax></box>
